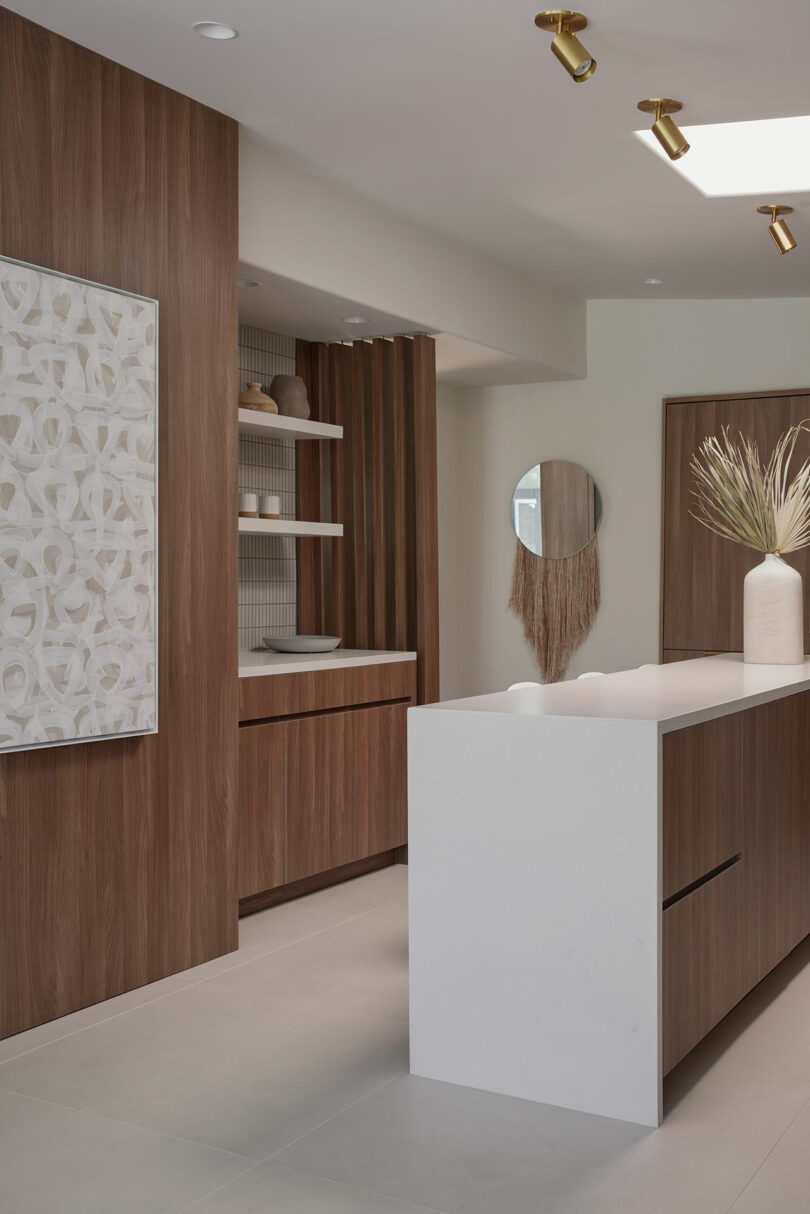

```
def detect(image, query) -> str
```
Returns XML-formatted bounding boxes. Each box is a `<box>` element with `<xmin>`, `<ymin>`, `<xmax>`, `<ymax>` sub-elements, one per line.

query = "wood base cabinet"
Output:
<box><xmin>286</xmin><ymin>713</ymin><xmax>354</xmax><ymax>884</ymax></box>
<box><xmin>238</xmin><ymin>660</ymin><xmax>416</xmax><ymax>903</ymax></box>
<box><xmin>663</xmin><ymin>691</ymin><xmax>810</xmax><ymax>1074</ymax></box>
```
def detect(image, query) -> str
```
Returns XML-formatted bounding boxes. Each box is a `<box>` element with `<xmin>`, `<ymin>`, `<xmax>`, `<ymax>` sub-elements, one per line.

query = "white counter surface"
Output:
<box><xmin>239</xmin><ymin>648</ymin><xmax>416</xmax><ymax>678</ymax></box>
<box><xmin>425</xmin><ymin>653</ymin><xmax>810</xmax><ymax>732</ymax></box>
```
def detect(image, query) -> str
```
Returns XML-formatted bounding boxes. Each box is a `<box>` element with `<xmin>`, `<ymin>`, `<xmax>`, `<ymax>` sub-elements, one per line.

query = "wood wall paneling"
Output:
<box><xmin>662</xmin><ymin>391</ymin><xmax>810</xmax><ymax>654</ymax></box>
<box><xmin>0</xmin><ymin>9</ymin><xmax>238</xmax><ymax>1038</ymax></box>
<box><xmin>238</xmin><ymin>723</ymin><xmax>285</xmax><ymax>898</ymax></box>
<box><xmin>662</xmin><ymin>715</ymin><xmax>743</xmax><ymax>902</ymax></box>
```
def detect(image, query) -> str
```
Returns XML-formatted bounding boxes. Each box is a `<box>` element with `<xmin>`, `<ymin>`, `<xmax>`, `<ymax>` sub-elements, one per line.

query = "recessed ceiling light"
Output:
<box><xmin>644</xmin><ymin>277</ymin><xmax>663</xmax><ymax>285</ymax></box>
<box><xmin>635</xmin><ymin>114</ymin><xmax>810</xmax><ymax>197</ymax></box>
<box><xmin>238</xmin><ymin>279</ymin><xmax>260</xmax><ymax>288</ymax></box>
<box><xmin>193</xmin><ymin>21</ymin><xmax>239</xmax><ymax>39</ymax></box>
<box><xmin>343</xmin><ymin>316</ymin><xmax>369</xmax><ymax>324</ymax></box>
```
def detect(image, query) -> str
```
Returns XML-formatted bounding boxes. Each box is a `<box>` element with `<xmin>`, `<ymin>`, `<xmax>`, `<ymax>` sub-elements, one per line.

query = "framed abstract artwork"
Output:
<box><xmin>0</xmin><ymin>256</ymin><xmax>158</xmax><ymax>753</ymax></box>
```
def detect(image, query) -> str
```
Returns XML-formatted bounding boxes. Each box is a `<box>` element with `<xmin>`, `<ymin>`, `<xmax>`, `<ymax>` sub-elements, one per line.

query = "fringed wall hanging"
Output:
<box><xmin>509</xmin><ymin>460</ymin><xmax>602</xmax><ymax>683</ymax></box>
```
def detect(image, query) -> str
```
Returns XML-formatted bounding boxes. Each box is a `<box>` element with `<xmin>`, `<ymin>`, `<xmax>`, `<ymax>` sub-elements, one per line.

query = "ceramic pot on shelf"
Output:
<box><xmin>238</xmin><ymin>382</ymin><xmax>278</xmax><ymax>413</ymax></box>
<box><xmin>743</xmin><ymin>553</ymin><xmax>804</xmax><ymax>664</ymax></box>
<box><xmin>269</xmin><ymin>374</ymin><xmax>310</xmax><ymax>420</ymax></box>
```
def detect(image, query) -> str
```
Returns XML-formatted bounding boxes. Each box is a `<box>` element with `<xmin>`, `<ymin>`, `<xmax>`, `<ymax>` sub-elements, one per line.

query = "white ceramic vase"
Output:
<box><xmin>743</xmin><ymin>553</ymin><xmax>804</xmax><ymax>664</ymax></box>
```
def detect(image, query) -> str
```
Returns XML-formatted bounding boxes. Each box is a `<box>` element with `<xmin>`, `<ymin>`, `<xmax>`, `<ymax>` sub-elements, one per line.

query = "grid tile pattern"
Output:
<box><xmin>238</xmin><ymin>325</ymin><xmax>299</xmax><ymax>651</ymax></box>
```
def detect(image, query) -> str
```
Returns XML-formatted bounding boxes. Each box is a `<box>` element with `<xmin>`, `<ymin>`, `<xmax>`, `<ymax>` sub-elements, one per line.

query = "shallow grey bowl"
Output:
<box><xmin>263</xmin><ymin>635</ymin><xmax>342</xmax><ymax>654</ymax></box>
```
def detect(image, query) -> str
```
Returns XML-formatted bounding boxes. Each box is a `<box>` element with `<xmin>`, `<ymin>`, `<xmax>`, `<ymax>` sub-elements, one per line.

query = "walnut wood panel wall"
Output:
<box><xmin>0</xmin><ymin>9</ymin><xmax>239</xmax><ymax>1038</ymax></box>
<box><xmin>661</xmin><ymin>389</ymin><xmax>810</xmax><ymax>657</ymax></box>
<box><xmin>296</xmin><ymin>336</ymin><xmax>440</xmax><ymax>703</ymax></box>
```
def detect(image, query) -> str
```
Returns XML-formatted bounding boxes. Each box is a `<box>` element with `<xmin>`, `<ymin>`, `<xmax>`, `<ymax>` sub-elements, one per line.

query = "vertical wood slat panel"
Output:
<box><xmin>352</xmin><ymin>342</ymin><xmax>370</xmax><ymax>648</ymax></box>
<box><xmin>296</xmin><ymin>339</ymin><xmax>323</xmax><ymax>635</ymax></box>
<box><xmin>410</xmin><ymin>336</ymin><xmax>440</xmax><ymax>703</ymax></box>
<box><xmin>386</xmin><ymin>340</ymin><xmax>409</xmax><ymax>651</ymax></box>
<box><xmin>0</xmin><ymin>8</ymin><xmax>238</xmax><ymax>1038</ymax></box>
<box><xmin>295</xmin><ymin>334</ymin><xmax>438</xmax><ymax>702</ymax></box>
<box><xmin>369</xmin><ymin>340</ymin><xmax>388</xmax><ymax>649</ymax></box>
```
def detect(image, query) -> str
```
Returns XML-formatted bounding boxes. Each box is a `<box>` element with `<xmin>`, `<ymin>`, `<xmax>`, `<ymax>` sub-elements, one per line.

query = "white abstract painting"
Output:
<box><xmin>0</xmin><ymin>257</ymin><xmax>157</xmax><ymax>753</ymax></box>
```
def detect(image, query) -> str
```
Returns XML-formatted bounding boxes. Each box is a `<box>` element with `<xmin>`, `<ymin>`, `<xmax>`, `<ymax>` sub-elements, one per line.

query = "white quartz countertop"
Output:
<box><xmin>420</xmin><ymin>654</ymin><xmax>810</xmax><ymax>733</ymax></box>
<box><xmin>239</xmin><ymin>648</ymin><xmax>417</xmax><ymax>678</ymax></box>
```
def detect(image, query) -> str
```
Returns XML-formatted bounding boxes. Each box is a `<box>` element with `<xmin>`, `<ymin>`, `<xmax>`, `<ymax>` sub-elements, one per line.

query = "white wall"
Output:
<box><xmin>240</xmin><ymin>133</ymin><xmax>586</xmax><ymax>381</ymax></box>
<box><xmin>438</xmin><ymin>298</ymin><xmax>810</xmax><ymax>701</ymax></box>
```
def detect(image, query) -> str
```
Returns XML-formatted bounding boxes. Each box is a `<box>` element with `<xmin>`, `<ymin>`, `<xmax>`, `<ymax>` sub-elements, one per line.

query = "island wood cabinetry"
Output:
<box><xmin>238</xmin><ymin>659</ymin><xmax>415</xmax><ymax>906</ymax></box>
<box><xmin>408</xmin><ymin>657</ymin><xmax>810</xmax><ymax>1127</ymax></box>
<box><xmin>662</xmin><ymin>691</ymin><xmax>810</xmax><ymax>1074</ymax></box>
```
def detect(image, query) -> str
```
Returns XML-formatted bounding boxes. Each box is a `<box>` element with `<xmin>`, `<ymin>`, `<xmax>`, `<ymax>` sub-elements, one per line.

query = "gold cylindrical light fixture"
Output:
<box><xmin>637</xmin><ymin>99</ymin><xmax>690</xmax><ymax>160</ymax></box>
<box><xmin>534</xmin><ymin>11</ymin><xmax>596</xmax><ymax>82</ymax></box>
<box><xmin>757</xmin><ymin>205</ymin><xmax>797</xmax><ymax>254</ymax></box>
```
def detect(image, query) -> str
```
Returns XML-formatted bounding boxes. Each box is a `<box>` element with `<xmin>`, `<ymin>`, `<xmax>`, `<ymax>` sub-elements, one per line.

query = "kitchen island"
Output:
<box><xmin>408</xmin><ymin>655</ymin><xmax>810</xmax><ymax>1126</ymax></box>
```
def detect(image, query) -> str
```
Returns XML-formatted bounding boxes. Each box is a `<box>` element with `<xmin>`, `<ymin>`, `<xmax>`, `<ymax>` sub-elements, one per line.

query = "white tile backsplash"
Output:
<box><xmin>238</xmin><ymin>325</ymin><xmax>299</xmax><ymax>651</ymax></box>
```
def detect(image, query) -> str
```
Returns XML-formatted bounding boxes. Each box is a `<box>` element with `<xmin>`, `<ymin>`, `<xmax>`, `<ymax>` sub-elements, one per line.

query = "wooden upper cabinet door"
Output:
<box><xmin>354</xmin><ymin>703</ymin><xmax>409</xmax><ymax>857</ymax></box>
<box><xmin>662</xmin><ymin>393</ymin><xmax>810</xmax><ymax>653</ymax></box>
<box><xmin>662</xmin><ymin>713</ymin><xmax>743</xmax><ymax>902</ymax></box>
<box><xmin>285</xmin><ymin>712</ymin><xmax>354</xmax><ymax>883</ymax></box>
<box><xmin>238</xmin><ymin>722</ymin><xmax>285</xmax><ymax>899</ymax></box>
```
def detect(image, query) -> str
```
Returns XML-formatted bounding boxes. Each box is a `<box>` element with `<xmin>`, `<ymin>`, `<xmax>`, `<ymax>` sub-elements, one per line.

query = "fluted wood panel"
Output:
<box><xmin>0</xmin><ymin>8</ymin><xmax>238</xmax><ymax>1038</ymax></box>
<box><xmin>662</xmin><ymin>390</ymin><xmax>810</xmax><ymax>654</ymax></box>
<box><xmin>297</xmin><ymin>336</ymin><xmax>439</xmax><ymax>703</ymax></box>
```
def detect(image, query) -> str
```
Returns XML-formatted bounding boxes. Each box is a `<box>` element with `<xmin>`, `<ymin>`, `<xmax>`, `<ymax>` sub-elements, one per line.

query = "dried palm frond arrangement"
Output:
<box><xmin>690</xmin><ymin>421</ymin><xmax>810</xmax><ymax>553</ymax></box>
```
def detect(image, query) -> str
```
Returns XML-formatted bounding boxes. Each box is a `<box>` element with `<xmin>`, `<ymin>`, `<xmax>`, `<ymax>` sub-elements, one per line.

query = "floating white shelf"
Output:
<box><xmin>238</xmin><ymin>517</ymin><xmax>343</xmax><ymax>538</ymax></box>
<box><xmin>237</xmin><ymin>408</ymin><xmax>343</xmax><ymax>442</ymax></box>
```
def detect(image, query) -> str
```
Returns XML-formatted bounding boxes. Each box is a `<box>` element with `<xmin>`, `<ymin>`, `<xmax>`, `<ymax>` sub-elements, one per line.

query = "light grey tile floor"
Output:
<box><xmin>1</xmin><ymin>861</ymin><xmax>809</xmax><ymax>1213</ymax></box>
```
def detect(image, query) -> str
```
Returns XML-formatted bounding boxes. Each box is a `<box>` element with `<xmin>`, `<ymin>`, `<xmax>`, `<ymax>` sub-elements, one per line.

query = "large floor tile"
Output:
<box><xmin>728</xmin><ymin>1097</ymin><xmax>810</xmax><ymax>1213</ymax></box>
<box><xmin>0</xmin><ymin>1088</ymin><xmax>250</xmax><ymax>1214</ymax></box>
<box><xmin>300</xmin><ymin>864</ymin><xmax>408</xmax><ymax>915</ymax></box>
<box><xmin>0</xmin><ymin>973</ymin><xmax>194</xmax><ymax>1065</ymax></box>
<box><xmin>209</xmin><ymin>904</ymin><xmax>409</xmax><ymax>1024</ymax></box>
<box><xmin>183</xmin><ymin>1162</ymin><xmax>446</xmax><ymax>1214</ymax></box>
<box><xmin>0</xmin><ymin>981</ymin><xmax>408</xmax><ymax>1160</ymax></box>
<box><xmin>273</xmin><ymin>1073</ymin><xmax>786</xmax><ymax>1214</ymax></box>
<box><xmin>181</xmin><ymin>902</ymin><xmax>356</xmax><ymax>983</ymax></box>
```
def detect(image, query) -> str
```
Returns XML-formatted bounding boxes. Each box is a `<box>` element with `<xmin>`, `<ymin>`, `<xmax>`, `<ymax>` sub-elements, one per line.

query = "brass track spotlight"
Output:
<box><xmin>534</xmin><ymin>11</ymin><xmax>596</xmax><ymax>82</ymax></box>
<box><xmin>637</xmin><ymin>99</ymin><xmax>690</xmax><ymax>160</ymax></box>
<box><xmin>757</xmin><ymin>205</ymin><xmax>797</xmax><ymax>254</ymax></box>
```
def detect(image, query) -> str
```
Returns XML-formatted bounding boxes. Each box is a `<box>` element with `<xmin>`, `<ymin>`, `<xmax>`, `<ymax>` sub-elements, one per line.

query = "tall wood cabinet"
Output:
<box><xmin>661</xmin><ymin>389</ymin><xmax>810</xmax><ymax>660</ymax></box>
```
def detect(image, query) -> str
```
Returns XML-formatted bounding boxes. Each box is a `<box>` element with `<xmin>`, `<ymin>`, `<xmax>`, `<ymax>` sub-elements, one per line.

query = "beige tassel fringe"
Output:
<box><xmin>509</xmin><ymin>535</ymin><xmax>600</xmax><ymax>684</ymax></box>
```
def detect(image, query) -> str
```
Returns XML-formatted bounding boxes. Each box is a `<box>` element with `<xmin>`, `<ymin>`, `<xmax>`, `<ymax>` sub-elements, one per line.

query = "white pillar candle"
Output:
<box><xmin>259</xmin><ymin>494</ymin><xmax>280</xmax><ymax>519</ymax></box>
<box><xmin>238</xmin><ymin>492</ymin><xmax>258</xmax><ymax>517</ymax></box>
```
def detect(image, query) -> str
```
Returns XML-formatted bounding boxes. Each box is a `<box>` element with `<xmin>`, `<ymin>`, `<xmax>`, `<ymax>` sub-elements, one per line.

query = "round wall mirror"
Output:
<box><xmin>510</xmin><ymin>460</ymin><xmax>602</xmax><ymax>559</ymax></box>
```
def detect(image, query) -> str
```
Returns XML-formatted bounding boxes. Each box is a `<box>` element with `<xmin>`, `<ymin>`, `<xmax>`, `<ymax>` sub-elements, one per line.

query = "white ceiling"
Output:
<box><xmin>11</xmin><ymin>0</ymin><xmax>810</xmax><ymax>300</ymax></box>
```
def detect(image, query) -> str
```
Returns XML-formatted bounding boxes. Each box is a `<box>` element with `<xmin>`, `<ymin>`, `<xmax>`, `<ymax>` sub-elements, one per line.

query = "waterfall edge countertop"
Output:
<box><xmin>239</xmin><ymin>648</ymin><xmax>417</xmax><ymax>678</ymax></box>
<box><xmin>425</xmin><ymin>652</ymin><xmax>810</xmax><ymax>731</ymax></box>
<box><xmin>407</xmin><ymin>653</ymin><xmax>810</xmax><ymax>1129</ymax></box>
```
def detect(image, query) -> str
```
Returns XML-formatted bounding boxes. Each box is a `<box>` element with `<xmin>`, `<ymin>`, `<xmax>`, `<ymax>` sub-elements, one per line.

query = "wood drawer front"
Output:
<box><xmin>238</xmin><ymin>722</ymin><xmax>285</xmax><ymax>898</ymax></box>
<box><xmin>663</xmin><ymin>861</ymin><xmax>743</xmax><ymax>1074</ymax></box>
<box><xmin>282</xmin><ymin>669</ymin><xmax>353</xmax><ymax>715</ymax></box>
<box><xmin>354</xmin><ymin>661</ymin><xmax>416</xmax><ymax>705</ymax></box>
<box><xmin>239</xmin><ymin>677</ymin><xmax>284</xmax><ymax>723</ymax></box>
<box><xmin>662</xmin><ymin>714</ymin><xmax>743</xmax><ymax>903</ymax></box>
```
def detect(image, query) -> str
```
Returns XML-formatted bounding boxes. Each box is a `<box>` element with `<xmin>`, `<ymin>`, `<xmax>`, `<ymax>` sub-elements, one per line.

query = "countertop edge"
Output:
<box><xmin>238</xmin><ymin>650</ymin><xmax>417</xmax><ymax>678</ymax></box>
